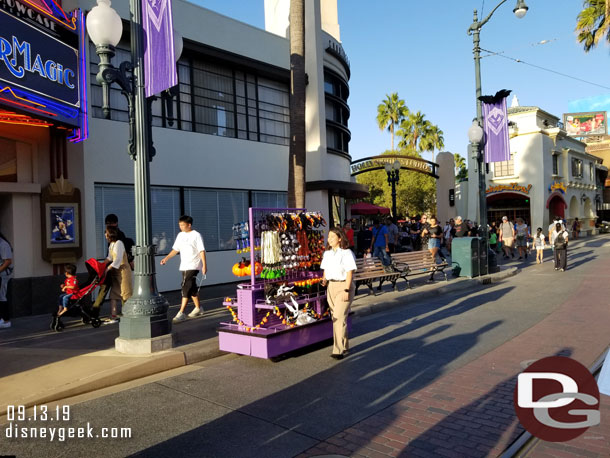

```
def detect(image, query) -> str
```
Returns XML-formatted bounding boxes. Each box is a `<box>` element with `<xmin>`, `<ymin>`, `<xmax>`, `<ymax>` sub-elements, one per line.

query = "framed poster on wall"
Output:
<box><xmin>46</xmin><ymin>203</ymin><xmax>79</xmax><ymax>249</ymax></box>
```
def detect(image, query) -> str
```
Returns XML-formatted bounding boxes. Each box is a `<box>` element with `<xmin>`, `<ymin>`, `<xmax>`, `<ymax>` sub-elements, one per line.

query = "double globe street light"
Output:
<box><xmin>385</xmin><ymin>160</ymin><xmax>401</xmax><ymax>218</ymax></box>
<box><xmin>86</xmin><ymin>0</ymin><xmax>183</xmax><ymax>352</ymax></box>
<box><xmin>467</xmin><ymin>0</ymin><xmax>528</xmax><ymax>274</ymax></box>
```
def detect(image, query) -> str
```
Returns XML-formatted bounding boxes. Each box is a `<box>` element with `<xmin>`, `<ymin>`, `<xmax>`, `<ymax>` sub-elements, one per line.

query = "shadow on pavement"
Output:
<box><xmin>126</xmin><ymin>287</ymin><xmax>514</xmax><ymax>458</ymax></box>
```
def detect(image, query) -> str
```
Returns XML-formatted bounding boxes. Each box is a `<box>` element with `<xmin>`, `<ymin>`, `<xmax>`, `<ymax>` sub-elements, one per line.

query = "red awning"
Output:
<box><xmin>350</xmin><ymin>202</ymin><xmax>391</xmax><ymax>215</ymax></box>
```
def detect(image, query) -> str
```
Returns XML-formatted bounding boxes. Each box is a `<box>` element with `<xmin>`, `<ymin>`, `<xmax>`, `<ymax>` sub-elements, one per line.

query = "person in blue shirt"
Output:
<box><xmin>369</xmin><ymin>219</ymin><xmax>392</xmax><ymax>269</ymax></box>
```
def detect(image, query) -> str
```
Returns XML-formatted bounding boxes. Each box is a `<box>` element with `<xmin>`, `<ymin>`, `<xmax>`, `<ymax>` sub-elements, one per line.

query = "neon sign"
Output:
<box><xmin>0</xmin><ymin>5</ymin><xmax>87</xmax><ymax>142</ymax></box>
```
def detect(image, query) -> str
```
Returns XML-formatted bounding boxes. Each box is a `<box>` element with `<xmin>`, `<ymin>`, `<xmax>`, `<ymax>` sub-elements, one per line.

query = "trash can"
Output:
<box><xmin>451</xmin><ymin>237</ymin><xmax>492</xmax><ymax>277</ymax></box>
<box><xmin>451</xmin><ymin>237</ymin><xmax>479</xmax><ymax>278</ymax></box>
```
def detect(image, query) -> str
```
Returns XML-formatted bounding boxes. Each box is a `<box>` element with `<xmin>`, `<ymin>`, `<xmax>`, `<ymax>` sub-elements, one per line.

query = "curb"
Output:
<box><xmin>5</xmin><ymin>267</ymin><xmax>520</xmax><ymax>411</ymax></box>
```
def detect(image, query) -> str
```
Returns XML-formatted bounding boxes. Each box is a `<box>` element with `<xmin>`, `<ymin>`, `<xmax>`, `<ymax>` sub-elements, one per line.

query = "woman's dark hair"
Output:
<box><xmin>0</xmin><ymin>231</ymin><xmax>12</xmax><ymax>251</ymax></box>
<box><xmin>555</xmin><ymin>223</ymin><xmax>563</xmax><ymax>231</ymax></box>
<box><xmin>105</xmin><ymin>226</ymin><xmax>119</xmax><ymax>242</ymax></box>
<box><xmin>326</xmin><ymin>227</ymin><xmax>349</xmax><ymax>250</ymax></box>
<box><xmin>104</xmin><ymin>213</ymin><xmax>119</xmax><ymax>225</ymax></box>
<box><xmin>64</xmin><ymin>264</ymin><xmax>76</xmax><ymax>275</ymax></box>
<box><xmin>179</xmin><ymin>215</ymin><xmax>193</xmax><ymax>225</ymax></box>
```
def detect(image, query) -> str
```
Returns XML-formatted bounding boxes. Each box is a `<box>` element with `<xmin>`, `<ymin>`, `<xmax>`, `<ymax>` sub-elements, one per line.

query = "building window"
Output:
<box><xmin>252</xmin><ymin>191</ymin><xmax>288</xmax><ymax>209</ymax></box>
<box><xmin>493</xmin><ymin>153</ymin><xmax>515</xmax><ymax>178</ymax></box>
<box><xmin>94</xmin><ymin>184</ymin><xmax>181</xmax><ymax>258</ymax></box>
<box><xmin>324</xmin><ymin>70</ymin><xmax>350</xmax><ymax>155</ymax></box>
<box><xmin>90</xmin><ymin>44</ymin><xmax>290</xmax><ymax>146</ymax></box>
<box><xmin>572</xmin><ymin>159</ymin><xmax>583</xmax><ymax>178</ymax></box>
<box><xmin>552</xmin><ymin>155</ymin><xmax>558</xmax><ymax>175</ymax></box>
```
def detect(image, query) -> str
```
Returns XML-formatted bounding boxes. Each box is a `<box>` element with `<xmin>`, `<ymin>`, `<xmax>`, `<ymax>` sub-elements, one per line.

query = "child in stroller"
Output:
<box><xmin>50</xmin><ymin>259</ymin><xmax>107</xmax><ymax>331</ymax></box>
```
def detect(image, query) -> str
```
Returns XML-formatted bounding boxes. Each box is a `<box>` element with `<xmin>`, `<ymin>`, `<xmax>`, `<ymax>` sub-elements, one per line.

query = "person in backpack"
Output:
<box><xmin>0</xmin><ymin>232</ymin><xmax>13</xmax><ymax>329</ymax></box>
<box><xmin>533</xmin><ymin>227</ymin><xmax>547</xmax><ymax>264</ymax></box>
<box><xmin>551</xmin><ymin>222</ymin><xmax>569</xmax><ymax>272</ymax></box>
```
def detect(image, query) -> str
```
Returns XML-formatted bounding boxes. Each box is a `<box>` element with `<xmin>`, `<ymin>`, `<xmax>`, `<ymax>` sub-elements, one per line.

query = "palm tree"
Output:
<box><xmin>396</xmin><ymin>111</ymin><xmax>429</xmax><ymax>152</ymax></box>
<box><xmin>376</xmin><ymin>93</ymin><xmax>408</xmax><ymax>151</ymax></box>
<box><xmin>454</xmin><ymin>153</ymin><xmax>466</xmax><ymax>172</ymax></box>
<box><xmin>576</xmin><ymin>0</ymin><xmax>610</xmax><ymax>51</ymax></box>
<box><xmin>288</xmin><ymin>0</ymin><xmax>306</xmax><ymax>208</ymax></box>
<box><xmin>419</xmin><ymin>124</ymin><xmax>444</xmax><ymax>162</ymax></box>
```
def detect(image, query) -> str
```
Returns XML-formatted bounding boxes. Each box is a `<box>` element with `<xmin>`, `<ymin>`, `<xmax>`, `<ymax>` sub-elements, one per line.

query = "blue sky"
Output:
<box><xmin>190</xmin><ymin>0</ymin><xmax>610</xmax><ymax>162</ymax></box>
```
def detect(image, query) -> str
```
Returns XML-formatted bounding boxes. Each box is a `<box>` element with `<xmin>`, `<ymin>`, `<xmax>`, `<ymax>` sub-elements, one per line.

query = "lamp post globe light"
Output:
<box><xmin>385</xmin><ymin>160</ymin><xmax>401</xmax><ymax>218</ymax></box>
<box><xmin>87</xmin><ymin>0</ymin><xmax>183</xmax><ymax>353</ymax></box>
<box><xmin>467</xmin><ymin>0</ymin><xmax>528</xmax><ymax>275</ymax></box>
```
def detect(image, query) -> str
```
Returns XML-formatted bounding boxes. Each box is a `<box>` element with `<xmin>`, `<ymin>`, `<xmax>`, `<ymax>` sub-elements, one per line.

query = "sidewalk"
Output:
<box><xmin>0</xmin><ymin>262</ymin><xmax>519</xmax><ymax>419</ymax></box>
<box><xmin>299</xmin><ymin>241</ymin><xmax>610</xmax><ymax>457</ymax></box>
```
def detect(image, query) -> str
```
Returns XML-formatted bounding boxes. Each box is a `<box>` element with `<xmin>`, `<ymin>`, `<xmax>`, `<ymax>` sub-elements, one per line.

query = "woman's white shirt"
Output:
<box><xmin>321</xmin><ymin>248</ymin><xmax>357</xmax><ymax>281</ymax></box>
<box><xmin>107</xmin><ymin>240</ymin><xmax>125</xmax><ymax>269</ymax></box>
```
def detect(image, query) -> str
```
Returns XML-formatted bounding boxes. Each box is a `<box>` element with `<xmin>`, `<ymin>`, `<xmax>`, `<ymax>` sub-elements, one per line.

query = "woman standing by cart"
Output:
<box><xmin>321</xmin><ymin>228</ymin><xmax>357</xmax><ymax>360</ymax></box>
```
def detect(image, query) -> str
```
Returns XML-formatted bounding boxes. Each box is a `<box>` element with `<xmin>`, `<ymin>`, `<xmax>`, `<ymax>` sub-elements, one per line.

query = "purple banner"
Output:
<box><xmin>142</xmin><ymin>0</ymin><xmax>177</xmax><ymax>98</ymax></box>
<box><xmin>482</xmin><ymin>95</ymin><xmax>510</xmax><ymax>163</ymax></box>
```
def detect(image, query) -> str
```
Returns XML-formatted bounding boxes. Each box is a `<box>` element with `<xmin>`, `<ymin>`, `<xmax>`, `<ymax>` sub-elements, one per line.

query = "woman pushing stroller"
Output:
<box><xmin>102</xmin><ymin>227</ymin><xmax>133</xmax><ymax>323</ymax></box>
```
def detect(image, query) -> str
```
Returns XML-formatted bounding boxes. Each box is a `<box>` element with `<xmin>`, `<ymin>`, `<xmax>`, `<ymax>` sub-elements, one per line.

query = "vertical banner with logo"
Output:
<box><xmin>481</xmin><ymin>89</ymin><xmax>511</xmax><ymax>164</ymax></box>
<box><xmin>141</xmin><ymin>0</ymin><xmax>177</xmax><ymax>98</ymax></box>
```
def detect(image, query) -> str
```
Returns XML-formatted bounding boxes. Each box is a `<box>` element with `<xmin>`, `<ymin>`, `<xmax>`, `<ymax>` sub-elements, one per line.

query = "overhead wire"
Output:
<box><xmin>480</xmin><ymin>47</ymin><xmax>610</xmax><ymax>91</ymax></box>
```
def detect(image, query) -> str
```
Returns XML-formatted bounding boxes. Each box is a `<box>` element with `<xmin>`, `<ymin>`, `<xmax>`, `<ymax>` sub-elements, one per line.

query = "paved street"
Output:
<box><xmin>1</xmin><ymin>235</ymin><xmax>610</xmax><ymax>458</ymax></box>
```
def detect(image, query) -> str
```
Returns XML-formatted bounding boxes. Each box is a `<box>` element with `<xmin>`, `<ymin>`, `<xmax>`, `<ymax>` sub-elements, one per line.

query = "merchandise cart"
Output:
<box><xmin>218</xmin><ymin>207</ymin><xmax>349</xmax><ymax>358</ymax></box>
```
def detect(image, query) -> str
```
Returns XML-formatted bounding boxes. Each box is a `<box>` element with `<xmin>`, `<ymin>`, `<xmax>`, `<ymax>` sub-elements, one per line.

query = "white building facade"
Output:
<box><xmin>456</xmin><ymin>106</ymin><xmax>606</xmax><ymax>233</ymax></box>
<box><xmin>0</xmin><ymin>0</ymin><xmax>363</xmax><ymax>316</ymax></box>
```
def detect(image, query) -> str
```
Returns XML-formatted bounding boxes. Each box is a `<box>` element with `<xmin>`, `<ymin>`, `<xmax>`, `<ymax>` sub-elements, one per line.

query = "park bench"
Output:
<box><xmin>390</xmin><ymin>251</ymin><xmax>449</xmax><ymax>289</ymax></box>
<box><xmin>354</xmin><ymin>257</ymin><xmax>401</xmax><ymax>295</ymax></box>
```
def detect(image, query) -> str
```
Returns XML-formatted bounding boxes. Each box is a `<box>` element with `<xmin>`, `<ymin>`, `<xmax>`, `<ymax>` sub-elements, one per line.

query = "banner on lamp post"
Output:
<box><xmin>480</xmin><ymin>89</ymin><xmax>511</xmax><ymax>163</ymax></box>
<box><xmin>141</xmin><ymin>0</ymin><xmax>177</xmax><ymax>98</ymax></box>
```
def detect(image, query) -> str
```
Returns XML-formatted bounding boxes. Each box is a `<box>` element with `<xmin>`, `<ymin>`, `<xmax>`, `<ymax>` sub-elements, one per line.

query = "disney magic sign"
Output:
<box><xmin>0</xmin><ymin>7</ymin><xmax>79</xmax><ymax>107</ymax></box>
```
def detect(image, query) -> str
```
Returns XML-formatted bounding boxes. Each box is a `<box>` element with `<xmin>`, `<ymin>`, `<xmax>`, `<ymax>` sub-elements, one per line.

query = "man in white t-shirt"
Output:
<box><xmin>160</xmin><ymin>215</ymin><xmax>207</xmax><ymax>322</ymax></box>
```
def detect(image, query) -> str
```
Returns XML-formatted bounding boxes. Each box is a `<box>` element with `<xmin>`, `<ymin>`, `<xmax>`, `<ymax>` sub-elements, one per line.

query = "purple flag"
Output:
<box><xmin>482</xmin><ymin>94</ymin><xmax>510</xmax><ymax>163</ymax></box>
<box><xmin>142</xmin><ymin>0</ymin><xmax>177</xmax><ymax>98</ymax></box>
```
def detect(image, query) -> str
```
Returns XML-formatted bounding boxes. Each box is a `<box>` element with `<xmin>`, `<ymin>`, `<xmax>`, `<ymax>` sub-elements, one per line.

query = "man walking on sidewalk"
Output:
<box><xmin>160</xmin><ymin>215</ymin><xmax>207</xmax><ymax>322</ymax></box>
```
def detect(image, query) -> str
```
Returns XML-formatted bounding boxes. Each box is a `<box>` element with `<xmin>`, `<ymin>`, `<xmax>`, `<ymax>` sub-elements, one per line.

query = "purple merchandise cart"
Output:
<box><xmin>218</xmin><ymin>207</ymin><xmax>349</xmax><ymax>359</ymax></box>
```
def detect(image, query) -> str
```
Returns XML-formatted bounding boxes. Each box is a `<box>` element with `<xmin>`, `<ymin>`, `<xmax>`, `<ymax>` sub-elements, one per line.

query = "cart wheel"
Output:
<box><xmin>82</xmin><ymin>317</ymin><xmax>91</xmax><ymax>325</ymax></box>
<box><xmin>91</xmin><ymin>318</ymin><xmax>102</xmax><ymax>328</ymax></box>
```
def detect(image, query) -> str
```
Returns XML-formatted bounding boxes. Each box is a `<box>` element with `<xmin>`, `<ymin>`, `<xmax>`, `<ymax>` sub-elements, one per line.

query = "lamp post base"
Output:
<box><xmin>115</xmin><ymin>334</ymin><xmax>174</xmax><ymax>354</ymax></box>
<box><xmin>119</xmin><ymin>294</ymin><xmax>171</xmax><ymax>341</ymax></box>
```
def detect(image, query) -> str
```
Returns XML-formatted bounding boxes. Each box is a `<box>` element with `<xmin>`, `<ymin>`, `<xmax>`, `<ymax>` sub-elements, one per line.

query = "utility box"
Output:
<box><xmin>452</xmin><ymin>237</ymin><xmax>489</xmax><ymax>277</ymax></box>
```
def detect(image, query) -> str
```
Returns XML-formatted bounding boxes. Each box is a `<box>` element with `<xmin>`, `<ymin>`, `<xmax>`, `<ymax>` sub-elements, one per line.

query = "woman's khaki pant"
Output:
<box><xmin>327</xmin><ymin>281</ymin><xmax>355</xmax><ymax>355</ymax></box>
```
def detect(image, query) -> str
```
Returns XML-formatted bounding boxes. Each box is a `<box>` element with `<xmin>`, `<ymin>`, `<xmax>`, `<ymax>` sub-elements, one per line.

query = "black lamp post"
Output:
<box><xmin>467</xmin><ymin>0</ymin><xmax>528</xmax><ymax>274</ymax></box>
<box><xmin>385</xmin><ymin>160</ymin><xmax>401</xmax><ymax>218</ymax></box>
<box><xmin>86</xmin><ymin>0</ymin><xmax>183</xmax><ymax>352</ymax></box>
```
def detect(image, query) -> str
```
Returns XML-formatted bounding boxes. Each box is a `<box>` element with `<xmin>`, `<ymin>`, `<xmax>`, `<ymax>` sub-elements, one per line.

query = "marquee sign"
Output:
<box><xmin>0</xmin><ymin>1</ymin><xmax>88</xmax><ymax>142</ymax></box>
<box><xmin>350</xmin><ymin>155</ymin><xmax>439</xmax><ymax>178</ymax></box>
<box><xmin>486</xmin><ymin>183</ymin><xmax>532</xmax><ymax>195</ymax></box>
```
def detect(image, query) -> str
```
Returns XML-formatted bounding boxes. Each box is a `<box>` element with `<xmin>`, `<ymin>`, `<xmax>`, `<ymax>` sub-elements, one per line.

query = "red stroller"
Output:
<box><xmin>50</xmin><ymin>258</ymin><xmax>107</xmax><ymax>331</ymax></box>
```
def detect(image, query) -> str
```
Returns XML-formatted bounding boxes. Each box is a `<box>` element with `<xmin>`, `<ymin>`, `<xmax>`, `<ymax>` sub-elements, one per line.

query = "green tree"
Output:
<box><xmin>397</xmin><ymin>111</ymin><xmax>428</xmax><ymax>151</ymax></box>
<box><xmin>576</xmin><ymin>0</ymin><xmax>610</xmax><ymax>51</ymax></box>
<box><xmin>454</xmin><ymin>153</ymin><xmax>468</xmax><ymax>181</ymax></box>
<box><xmin>355</xmin><ymin>150</ymin><xmax>437</xmax><ymax>217</ymax></box>
<box><xmin>288</xmin><ymin>0</ymin><xmax>306</xmax><ymax>208</ymax></box>
<box><xmin>419</xmin><ymin>124</ymin><xmax>445</xmax><ymax>163</ymax></box>
<box><xmin>376</xmin><ymin>93</ymin><xmax>408</xmax><ymax>151</ymax></box>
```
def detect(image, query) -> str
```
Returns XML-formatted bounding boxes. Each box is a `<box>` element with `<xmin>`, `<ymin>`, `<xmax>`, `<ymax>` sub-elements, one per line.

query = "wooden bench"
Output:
<box><xmin>390</xmin><ymin>251</ymin><xmax>449</xmax><ymax>289</ymax></box>
<box><xmin>354</xmin><ymin>257</ymin><xmax>401</xmax><ymax>295</ymax></box>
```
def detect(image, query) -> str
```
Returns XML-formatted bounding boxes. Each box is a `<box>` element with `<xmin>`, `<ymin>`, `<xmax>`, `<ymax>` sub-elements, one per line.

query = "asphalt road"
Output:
<box><xmin>2</xmin><ymin>235</ymin><xmax>609</xmax><ymax>458</ymax></box>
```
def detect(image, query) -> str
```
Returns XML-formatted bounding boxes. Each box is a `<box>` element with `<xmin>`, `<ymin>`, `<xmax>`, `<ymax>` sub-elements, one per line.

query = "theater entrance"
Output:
<box><xmin>487</xmin><ymin>193</ymin><xmax>531</xmax><ymax>226</ymax></box>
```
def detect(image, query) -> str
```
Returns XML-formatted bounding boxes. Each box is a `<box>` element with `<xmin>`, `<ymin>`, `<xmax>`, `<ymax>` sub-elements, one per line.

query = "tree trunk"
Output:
<box><xmin>390</xmin><ymin>124</ymin><xmax>394</xmax><ymax>151</ymax></box>
<box><xmin>288</xmin><ymin>0</ymin><xmax>306</xmax><ymax>208</ymax></box>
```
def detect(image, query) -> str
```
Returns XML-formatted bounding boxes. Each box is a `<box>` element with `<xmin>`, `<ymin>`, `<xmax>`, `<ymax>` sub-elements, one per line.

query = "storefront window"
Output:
<box><xmin>252</xmin><ymin>191</ymin><xmax>288</xmax><ymax>209</ymax></box>
<box><xmin>94</xmin><ymin>185</ymin><xmax>180</xmax><ymax>258</ymax></box>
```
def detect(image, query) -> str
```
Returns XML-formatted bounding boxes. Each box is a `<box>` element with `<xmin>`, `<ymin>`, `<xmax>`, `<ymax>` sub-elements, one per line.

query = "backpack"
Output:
<box><xmin>554</xmin><ymin>232</ymin><xmax>567</xmax><ymax>249</ymax></box>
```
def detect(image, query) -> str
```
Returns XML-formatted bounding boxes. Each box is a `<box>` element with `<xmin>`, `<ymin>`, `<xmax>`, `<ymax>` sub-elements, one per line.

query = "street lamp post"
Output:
<box><xmin>385</xmin><ymin>160</ymin><xmax>401</xmax><ymax>218</ymax></box>
<box><xmin>87</xmin><ymin>0</ymin><xmax>183</xmax><ymax>352</ymax></box>
<box><xmin>467</xmin><ymin>0</ymin><xmax>528</xmax><ymax>274</ymax></box>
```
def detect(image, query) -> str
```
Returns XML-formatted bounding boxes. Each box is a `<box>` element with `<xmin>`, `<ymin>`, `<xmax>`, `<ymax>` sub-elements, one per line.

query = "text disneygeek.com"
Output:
<box><xmin>3</xmin><ymin>405</ymin><xmax>132</xmax><ymax>442</ymax></box>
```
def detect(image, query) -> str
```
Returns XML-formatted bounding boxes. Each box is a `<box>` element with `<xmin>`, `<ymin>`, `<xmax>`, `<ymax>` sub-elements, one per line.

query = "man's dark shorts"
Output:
<box><xmin>181</xmin><ymin>270</ymin><xmax>199</xmax><ymax>298</ymax></box>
